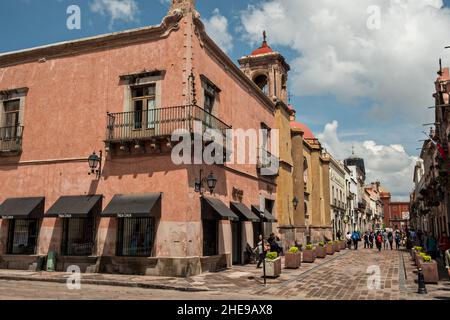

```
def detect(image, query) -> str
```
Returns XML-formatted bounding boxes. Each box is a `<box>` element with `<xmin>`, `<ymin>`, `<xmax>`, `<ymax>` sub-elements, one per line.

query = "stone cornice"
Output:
<box><xmin>0</xmin><ymin>12</ymin><xmax>183</xmax><ymax>68</ymax></box>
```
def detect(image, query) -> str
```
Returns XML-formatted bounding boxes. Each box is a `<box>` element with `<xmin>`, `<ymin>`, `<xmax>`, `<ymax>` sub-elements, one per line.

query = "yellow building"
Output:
<box><xmin>291</xmin><ymin>110</ymin><xmax>332</xmax><ymax>244</ymax></box>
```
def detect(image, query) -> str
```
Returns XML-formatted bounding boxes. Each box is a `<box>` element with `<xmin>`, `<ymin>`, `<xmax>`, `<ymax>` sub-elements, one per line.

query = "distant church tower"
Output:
<box><xmin>238</xmin><ymin>32</ymin><xmax>290</xmax><ymax>104</ymax></box>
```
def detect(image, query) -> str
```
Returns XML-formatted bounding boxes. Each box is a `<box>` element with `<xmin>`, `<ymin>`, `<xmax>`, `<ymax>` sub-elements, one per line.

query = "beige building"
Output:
<box><xmin>291</xmin><ymin>112</ymin><xmax>332</xmax><ymax>244</ymax></box>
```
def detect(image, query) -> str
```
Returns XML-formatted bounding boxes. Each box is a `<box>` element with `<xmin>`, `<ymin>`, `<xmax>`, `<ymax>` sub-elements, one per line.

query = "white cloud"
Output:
<box><xmin>240</xmin><ymin>0</ymin><xmax>450</xmax><ymax>121</ymax></box>
<box><xmin>90</xmin><ymin>0</ymin><xmax>139</xmax><ymax>29</ymax></box>
<box><xmin>318</xmin><ymin>121</ymin><xmax>418</xmax><ymax>201</ymax></box>
<box><xmin>204</xmin><ymin>9</ymin><xmax>234</xmax><ymax>54</ymax></box>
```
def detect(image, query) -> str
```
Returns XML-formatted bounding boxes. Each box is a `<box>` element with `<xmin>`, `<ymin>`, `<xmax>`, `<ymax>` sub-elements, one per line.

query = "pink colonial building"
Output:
<box><xmin>0</xmin><ymin>0</ymin><xmax>281</xmax><ymax>276</ymax></box>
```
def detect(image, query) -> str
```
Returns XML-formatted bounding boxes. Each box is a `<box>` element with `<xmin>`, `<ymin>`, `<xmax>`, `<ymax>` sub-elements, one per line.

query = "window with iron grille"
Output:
<box><xmin>117</xmin><ymin>218</ymin><xmax>155</xmax><ymax>257</ymax></box>
<box><xmin>202</xmin><ymin>219</ymin><xmax>218</xmax><ymax>256</ymax></box>
<box><xmin>61</xmin><ymin>218</ymin><xmax>95</xmax><ymax>256</ymax></box>
<box><xmin>7</xmin><ymin>219</ymin><xmax>39</xmax><ymax>255</ymax></box>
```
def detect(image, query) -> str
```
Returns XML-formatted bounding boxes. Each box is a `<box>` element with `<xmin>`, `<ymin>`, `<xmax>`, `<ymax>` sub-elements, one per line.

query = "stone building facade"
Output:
<box><xmin>0</xmin><ymin>0</ymin><xmax>284</xmax><ymax>276</ymax></box>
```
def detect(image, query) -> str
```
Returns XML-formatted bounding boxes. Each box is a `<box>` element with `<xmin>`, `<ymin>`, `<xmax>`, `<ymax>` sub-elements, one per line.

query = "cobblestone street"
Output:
<box><xmin>0</xmin><ymin>248</ymin><xmax>449</xmax><ymax>300</ymax></box>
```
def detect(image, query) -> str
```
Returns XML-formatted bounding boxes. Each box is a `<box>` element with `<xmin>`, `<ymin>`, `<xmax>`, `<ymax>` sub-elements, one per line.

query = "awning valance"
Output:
<box><xmin>102</xmin><ymin>193</ymin><xmax>162</xmax><ymax>218</ymax></box>
<box><xmin>202</xmin><ymin>197</ymin><xmax>239</xmax><ymax>221</ymax></box>
<box><xmin>46</xmin><ymin>195</ymin><xmax>103</xmax><ymax>218</ymax></box>
<box><xmin>251</xmin><ymin>205</ymin><xmax>277</xmax><ymax>222</ymax></box>
<box><xmin>0</xmin><ymin>197</ymin><xmax>45</xmax><ymax>220</ymax></box>
<box><xmin>230</xmin><ymin>202</ymin><xmax>260</xmax><ymax>222</ymax></box>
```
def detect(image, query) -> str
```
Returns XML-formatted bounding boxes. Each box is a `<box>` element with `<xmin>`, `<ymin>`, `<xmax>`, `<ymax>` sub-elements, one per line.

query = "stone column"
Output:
<box><xmin>291</xmin><ymin>128</ymin><xmax>306</xmax><ymax>243</ymax></box>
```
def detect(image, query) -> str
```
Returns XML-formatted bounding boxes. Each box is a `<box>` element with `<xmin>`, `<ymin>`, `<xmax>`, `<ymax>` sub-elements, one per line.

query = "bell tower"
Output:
<box><xmin>238</xmin><ymin>31</ymin><xmax>290</xmax><ymax>104</ymax></box>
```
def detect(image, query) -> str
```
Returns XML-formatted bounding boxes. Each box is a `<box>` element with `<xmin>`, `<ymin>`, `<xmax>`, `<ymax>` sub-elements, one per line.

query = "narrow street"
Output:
<box><xmin>0</xmin><ymin>248</ymin><xmax>448</xmax><ymax>300</ymax></box>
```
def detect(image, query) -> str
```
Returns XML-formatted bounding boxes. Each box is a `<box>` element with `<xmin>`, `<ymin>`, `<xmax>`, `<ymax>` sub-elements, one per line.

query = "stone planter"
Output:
<box><xmin>302</xmin><ymin>249</ymin><xmax>316</xmax><ymax>263</ymax></box>
<box><xmin>265</xmin><ymin>258</ymin><xmax>282</xmax><ymax>278</ymax></box>
<box><xmin>421</xmin><ymin>261</ymin><xmax>439</xmax><ymax>284</ymax></box>
<box><xmin>417</xmin><ymin>255</ymin><xmax>424</xmax><ymax>269</ymax></box>
<box><xmin>340</xmin><ymin>241</ymin><xmax>345</xmax><ymax>250</ymax></box>
<box><xmin>315</xmin><ymin>246</ymin><xmax>326</xmax><ymax>258</ymax></box>
<box><xmin>326</xmin><ymin>244</ymin><xmax>335</xmax><ymax>255</ymax></box>
<box><xmin>333</xmin><ymin>243</ymin><xmax>340</xmax><ymax>252</ymax></box>
<box><xmin>415</xmin><ymin>253</ymin><xmax>423</xmax><ymax>267</ymax></box>
<box><xmin>285</xmin><ymin>253</ymin><xmax>301</xmax><ymax>269</ymax></box>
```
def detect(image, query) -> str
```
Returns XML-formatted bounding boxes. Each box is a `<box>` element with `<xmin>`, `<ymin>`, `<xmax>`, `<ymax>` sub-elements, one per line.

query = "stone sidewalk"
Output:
<box><xmin>0</xmin><ymin>248</ymin><xmax>449</xmax><ymax>300</ymax></box>
<box><xmin>0</xmin><ymin>250</ymin><xmax>349</xmax><ymax>293</ymax></box>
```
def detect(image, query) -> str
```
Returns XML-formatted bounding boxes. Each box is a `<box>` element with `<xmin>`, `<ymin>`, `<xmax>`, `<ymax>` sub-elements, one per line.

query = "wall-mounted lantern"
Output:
<box><xmin>292</xmin><ymin>196</ymin><xmax>299</xmax><ymax>210</ymax></box>
<box><xmin>88</xmin><ymin>151</ymin><xmax>102</xmax><ymax>178</ymax></box>
<box><xmin>195</xmin><ymin>169</ymin><xmax>217</xmax><ymax>195</ymax></box>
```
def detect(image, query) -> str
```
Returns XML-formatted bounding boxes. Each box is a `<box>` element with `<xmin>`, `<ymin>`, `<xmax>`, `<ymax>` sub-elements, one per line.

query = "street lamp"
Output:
<box><xmin>88</xmin><ymin>151</ymin><xmax>102</xmax><ymax>178</ymax></box>
<box><xmin>194</xmin><ymin>169</ymin><xmax>217</xmax><ymax>195</ymax></box>
<box><xmin>292</xmin><ymin>196</ymin><xmax>299</xmax><ymax>210</ymax></box>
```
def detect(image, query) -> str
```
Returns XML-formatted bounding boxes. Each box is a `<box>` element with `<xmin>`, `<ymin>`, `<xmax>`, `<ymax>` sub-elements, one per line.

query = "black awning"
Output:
<box><xmin>0</xmin><ymin>197</ymin><xmax>45</xmax><ymax>219</ymax></box>
<box><xmin>46</xmin><ymin>195</ymin><xmax>102</xmax><ymax>218</ymax></box>
<box><xmin>102</xmin><ymin>193</ymin><xmax>162</xmax><ymax>218</ymax></box>
<box><xmin>251</xmin><ymin>205</ymin><xmax>278</xmax><ymax>222</ymax></box>
<box><xmin>202</xmin><ymin>197</ymin><xmax>239</xmax><ymax>221</ymax></box>
<box><xmin>230</xmin><ymin>202</ymin><xmax>260</xmax><ymax>222</ymax></box>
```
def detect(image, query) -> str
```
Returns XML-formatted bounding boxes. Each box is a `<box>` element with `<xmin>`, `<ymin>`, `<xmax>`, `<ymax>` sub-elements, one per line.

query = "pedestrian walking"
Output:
<box><xmin>383</xmin><ymin>230</ymin><xmax>389</xmax><ymax>250</ymax></box>
<box><xmin>369</xmin><ymin>232</ymin><xmax>374</xmax><ymax>249</ymax></box>
<box><xmin>388</xmin><ymin>231</ymin><xmax>394</xmax><ymax>250</ymax></box>
<box><xmin>364</xmin><ymin>232</ymin><xmax>369</xmax><ymax>249</ymax></box>
<box><xmin>351</xmin><ymin>230</ymin><xmax>359</xmax><ymax>250</ymax></box>
<box><xmin>445</xmin><ymin>249</ymin><xmax>450</xmax><ymax>277</ymax></box>
<box><xmin>438</xmin><ymin>231</ymin><xmax>450</xmax><ymax>258</ymax></box>
<box><xmin>346</xmin><ymin>232</ymin><xmax>352</xmax><ymax>249</ymax></box>
<box><xmin>426</xmin><ymin>234</ymin><xmax>438</xmax><ymax>260</ymax></box>
<box><xmin>376</xmin><ymin>232</ymin><xmax>383</xmax><ymax>252</ymax></box>
<box><xmin>395</xmin><ymin>232</ymin><xmax>401</xmax><ymax>250</ymax></box>
<box><xmin>254</xmin><ymin>235</ymin><xmax>269</xmax><ymax>269</ymax></box>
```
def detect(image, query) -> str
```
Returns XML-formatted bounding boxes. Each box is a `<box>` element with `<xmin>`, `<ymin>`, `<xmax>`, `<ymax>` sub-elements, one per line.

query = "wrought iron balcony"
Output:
<box><xmin>0</xmin><ymin>126</ymin><xmax>23</xmax><ymax>155</ymax></box>
<box><xmin>105</xmin><ymin>105</ymin><xmax>231</xmax><ymax>147</ymax></box>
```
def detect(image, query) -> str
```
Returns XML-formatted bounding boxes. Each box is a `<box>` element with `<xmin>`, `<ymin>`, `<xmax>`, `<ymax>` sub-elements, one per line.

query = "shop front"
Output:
<box><xmin>0</xmin><ymin>197</ymin><xmax>45</xmax><ymax>270</ymax></box>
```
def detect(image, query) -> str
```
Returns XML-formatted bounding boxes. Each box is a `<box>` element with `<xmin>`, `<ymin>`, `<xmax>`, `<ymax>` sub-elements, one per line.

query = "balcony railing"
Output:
<box><xmin>0</xmin><ymin>126</ymin><xmax>23</xmax><ymax>154</ymax></box>
<box><xmin>106</xmin><ymin>105</ymin><xmax>231</xmax><ymax>144</ymax></box>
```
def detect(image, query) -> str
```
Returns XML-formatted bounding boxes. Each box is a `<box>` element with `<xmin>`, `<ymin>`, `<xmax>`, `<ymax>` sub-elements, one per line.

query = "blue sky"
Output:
<box><xmin>2</xmin><ymin>0</ymin><xmax>450</xmax><ymax>199</ymax></box>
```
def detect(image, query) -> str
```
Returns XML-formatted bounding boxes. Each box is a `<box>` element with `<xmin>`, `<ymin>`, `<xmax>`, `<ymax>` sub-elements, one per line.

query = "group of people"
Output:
<box><xmin>254</xmin><ymin>233</ymin><xmax>283</xmax><ymax>268</ymax></box>
<box><xmin>345</xmin><ymin>229</ymin><xmax>402</xmax><ymax>252</ymax></box>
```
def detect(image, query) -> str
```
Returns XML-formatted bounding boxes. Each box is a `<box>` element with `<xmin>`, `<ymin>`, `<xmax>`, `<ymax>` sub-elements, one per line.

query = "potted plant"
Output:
<box><xmin>420</xmin><ymin>255</ymin><xmax>439</xmax><ymax>284</ymax></box>
<box><xmin>265</xmin><ymin>252</ymin><xmax>282</xmax><ymax>278</ymax></box>
<box><xmin>326</xmin><ymin>241</ymin><xmax>335</xmax><ymax>255</ymax></box>
<box><xmin>412</xmin><ymin>246</ymin><xmax>423</xmax><ymax>263</ymax></box>
<box><xmin>315</xmin><ymin>242</ymin><xmax>326</xmax><ymax>258</ymax></box>
<box><xmin>302</xmin><ymin>244</ymin><xmax>316</xmax><ymax>263</ymax></box>
<box><xmin>285</xmin><ymin>246</ymin><xmax>302</xmax><ymax>269</ymax></box>
<box><xmin>333</xmin><ymin>240</ymin><xmax>341</xmax><ymax>253</ymax></box>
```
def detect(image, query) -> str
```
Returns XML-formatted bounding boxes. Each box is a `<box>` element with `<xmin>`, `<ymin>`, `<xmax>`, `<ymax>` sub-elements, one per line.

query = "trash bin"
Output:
<box><xmin>46</xmin><ymin>251</ymin><xmax>57</xmax><ymax>272</ymax></box>
<box><xmin>36</xmin><ymin>256</ymin><xmax>47</xmax><ymax>272</ymax></box>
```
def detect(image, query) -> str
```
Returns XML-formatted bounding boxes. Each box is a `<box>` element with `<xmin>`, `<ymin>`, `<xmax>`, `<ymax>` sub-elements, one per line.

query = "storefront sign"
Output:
<box><xmin>1</xmin><ymin>216</ymin><xmax>14</xmax><ymax>220</ymax></box>
<box><xmin>58</xmin><ymin>214</ymin><xmax>72</xmax><ymax>218</ymax></box>
<box><xmin>117</xmin><ymin>213</ymin><xmax>132</xmax><ymax>218</ymax></box>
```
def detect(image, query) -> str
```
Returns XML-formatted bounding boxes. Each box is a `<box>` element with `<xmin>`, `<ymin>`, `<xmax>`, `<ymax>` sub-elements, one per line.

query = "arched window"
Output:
<box><xmin>303</xmin><ymin>157</ymin><xmax>308</xmax><ymax>185</ymax></box>
<box><xmin>254</xmin><ymin>74</ymin><xmax>269</xmax><ymax>94</ymax></box>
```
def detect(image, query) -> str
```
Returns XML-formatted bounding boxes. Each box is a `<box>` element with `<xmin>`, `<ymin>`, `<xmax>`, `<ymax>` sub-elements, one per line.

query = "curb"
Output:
<box><xmin>0</xmin><ymin>275</ymin><xmax>210</xmax><ymax>293</ymax></box>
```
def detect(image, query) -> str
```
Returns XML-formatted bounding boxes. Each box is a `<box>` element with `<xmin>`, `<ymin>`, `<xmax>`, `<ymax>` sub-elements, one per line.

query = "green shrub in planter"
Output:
<box><xmin>318</xmin><ymin>241</ymin><xmax>325</xmax><ymax>247</ymax></box>
<box><xmin>327</xmin><ymin>241</ymin><xmax>334</xmax><ymax>245</ymax></box>
<box><xmin>422</xmin><ymin>255</ymin><xmax>432</xmax><ymax>263</ymax></box>
<box><xmin>289</xmin><ymin>247</ymin><xmax>299</xmax><ymax>254</ymax></box>
<box><xmin>305</xmin><ymin>244</ymin><xmax>313</xmax><ymax>250</ymax></box>
<box><xmin>266</xmin><ymin>252</ymin><xmax>278</xmax><ymax>260</ymax></box>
